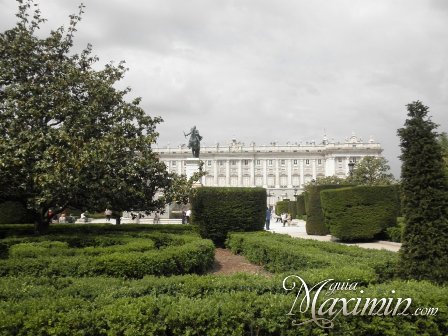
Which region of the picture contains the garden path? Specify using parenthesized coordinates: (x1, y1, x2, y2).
(208, 248, 272, 277)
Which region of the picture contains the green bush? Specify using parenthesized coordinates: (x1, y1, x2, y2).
(320, 185, 399, 241)
(305, 184, 347, 235)
(296, 194, 306, 216)
(274, 200, 289, 216)
(0, 274, 446, 335)
(0, 233, 214, 278)
(386, 217, 405, 243)
(0, 201, 33, 224)
(226, 231, 398, 284)
(191, 187, 266, 246)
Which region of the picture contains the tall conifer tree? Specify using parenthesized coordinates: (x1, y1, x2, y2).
(397, 101, 448, 283)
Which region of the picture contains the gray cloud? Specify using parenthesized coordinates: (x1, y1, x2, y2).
(1, 0, 447, 177)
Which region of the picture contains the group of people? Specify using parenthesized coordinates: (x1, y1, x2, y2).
(265, 207, 293, 230)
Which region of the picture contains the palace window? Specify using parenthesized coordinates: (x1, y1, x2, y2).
(243, 160, 249, 165)
(268, 160, 273, 166)
(293, 159, 298, 165)
(305, 159, 310, 165)
(256, 160, 261, 166)
(318, 159, 322, 165)
(207, 160, 212, 167)
(280, 159, 285, 166)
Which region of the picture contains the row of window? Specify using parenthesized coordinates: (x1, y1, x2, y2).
(167, 158, 331, 167)
(204, 174, 322, 187)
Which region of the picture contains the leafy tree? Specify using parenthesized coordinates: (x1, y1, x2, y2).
(349, 156, 395, 185)
(439, 132, 448, 177)
(397, 101, 448, 283)
(0, 1, 199, 232)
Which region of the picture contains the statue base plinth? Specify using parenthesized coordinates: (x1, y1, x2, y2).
(185, 158, 202, 187)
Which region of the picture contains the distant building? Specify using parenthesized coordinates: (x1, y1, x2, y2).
(154, 133, 382, 206)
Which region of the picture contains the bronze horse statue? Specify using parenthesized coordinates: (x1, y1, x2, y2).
(184, 126, 202, 158)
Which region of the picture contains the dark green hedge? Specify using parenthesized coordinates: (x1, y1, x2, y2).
(191, 187, 266, 246)
(296, 194, 306, 216)
(0, 201, 34, 224)
(305, 184, 347, 235)
(1, 274, 446, 335)
(0, 232, 214, 278)
(275, 200, 298, 219)
(274, 200, 289, 216)
(320, 185, 399, 241)
(226, 232, 398, 283)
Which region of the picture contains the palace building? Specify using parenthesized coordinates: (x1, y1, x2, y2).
(154, 133, 382, 205)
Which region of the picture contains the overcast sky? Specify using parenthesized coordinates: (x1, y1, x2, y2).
(1, 0, 448, 177)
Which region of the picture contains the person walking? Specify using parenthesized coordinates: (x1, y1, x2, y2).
(265, 207, 272, 230)
(104, 209, 112, 222)
(281, 213, 287, 227)
(185, 209, 191, 223)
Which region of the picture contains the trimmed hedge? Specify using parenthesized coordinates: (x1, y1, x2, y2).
(275, 200, 298, 219)
(0, 274, 446, 335)
(274, 200, 289, 216)
(0, 201, 33, 224)
(296, 194, 306, 216)
(191, 187, 266, 246)
(305, 184, 347, 235)
(0, 232, 214, 278)
(320, 185, 399, 241)
(226, 231, 398, 283)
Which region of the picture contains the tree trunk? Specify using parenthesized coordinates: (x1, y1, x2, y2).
(115, 216, 121, 225)
(34, 217, 50, 235)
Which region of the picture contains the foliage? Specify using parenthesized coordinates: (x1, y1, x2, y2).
(226, 232, 398, 283)
(0, 201, 33, 224)
(320, 186, 399, 241)
(191, 187, 266, 246)
(397, 101, 448, 283)
(349, 156, 396, 185)
(439, 132, 448, 177)
(275, 200, 297, 218)
(0, 229, 214, 278)
(305, 184, 347, 235)
(295, 194, 306, 216)
(386, 217, 405, 243)
(0, 1, 198, 233)
(314, 175, 349, 186)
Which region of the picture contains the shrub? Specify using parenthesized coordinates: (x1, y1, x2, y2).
(320, 185, 399, 241)
(274, 201, 289, 216)
(226, 231, 398, 283)
(305, 184, 347, 235)
(191, 187, 266, 246)
(0, 234, 214, 278)
(296, 194, 306, 216)
(0, 201, 33, 224)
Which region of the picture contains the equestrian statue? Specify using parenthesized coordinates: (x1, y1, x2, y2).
(184, 126, 203, 158)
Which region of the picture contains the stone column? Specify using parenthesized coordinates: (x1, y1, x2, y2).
(275, 159, 280, 188)
(250, 159, 255, 186)
(238, 159, 242, 186)
(300, 159, 304, 187)
(263, 159, 267, 187)
(226, 160, 230, 185)
(213, 160, 218, 186)
(287, 159, 292, 188)
(312, 159, 317, 180)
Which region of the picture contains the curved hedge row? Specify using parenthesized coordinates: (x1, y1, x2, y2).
(320, 185, 399, 241)
(226, 232, 398, 284)
(0, 274, 446, 335)
(0, 234, 214, 278)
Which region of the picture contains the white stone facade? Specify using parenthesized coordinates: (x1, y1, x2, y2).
(154, 134, 382, 206)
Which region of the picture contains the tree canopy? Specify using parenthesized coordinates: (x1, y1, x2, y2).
(0, 1, 197, 232)
(349, 156, 395, 185)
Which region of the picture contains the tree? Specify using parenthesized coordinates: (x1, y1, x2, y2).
(0, 1, 198, 233)
(439, 132, 448, 177)
(397, 101, 448, 283)
(349, 156, 395, 185)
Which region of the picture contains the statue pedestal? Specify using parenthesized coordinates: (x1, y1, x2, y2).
(185, 158, 202, 187)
